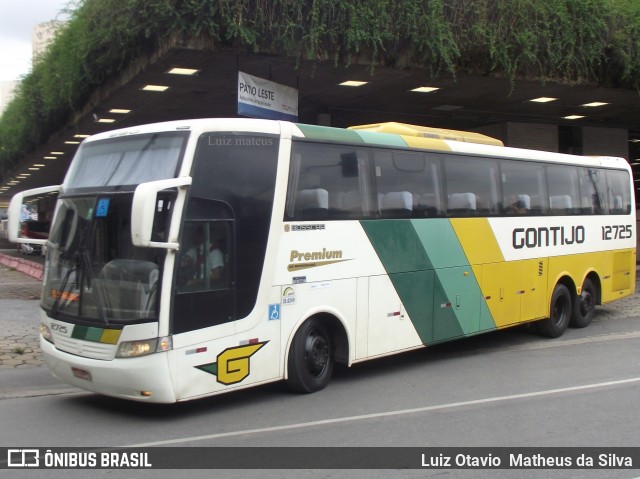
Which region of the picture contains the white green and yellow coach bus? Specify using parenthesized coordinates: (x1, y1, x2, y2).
(8, 119, 636, 403)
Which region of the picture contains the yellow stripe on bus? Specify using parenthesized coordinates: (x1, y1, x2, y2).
(450, 218, 504, 265)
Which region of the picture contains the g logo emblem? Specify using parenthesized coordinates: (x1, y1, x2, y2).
(196, 342, 268, 385)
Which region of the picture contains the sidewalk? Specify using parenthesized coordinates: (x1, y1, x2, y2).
(0, 250, 44, 370)
(0, 241, 45, 281)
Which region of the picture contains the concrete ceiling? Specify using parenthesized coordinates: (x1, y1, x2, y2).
(3, 47, 640, 204)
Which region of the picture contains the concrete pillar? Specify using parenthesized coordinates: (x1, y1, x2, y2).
(582, 127, 628, 159)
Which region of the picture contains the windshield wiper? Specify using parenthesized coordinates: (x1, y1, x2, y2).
(49, 203, 109, 325)
(50, 251, 79, 318)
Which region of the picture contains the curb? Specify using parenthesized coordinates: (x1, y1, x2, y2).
(0, 253, 44, 280)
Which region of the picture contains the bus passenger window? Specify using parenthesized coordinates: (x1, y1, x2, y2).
(296, 188, 329, 218)
(445, 157, 499, 216)
(287, 143, 371, 220)
(547, 165, 580, 215)
(501, 160, 546, 216)
(606, 170, 632, 214)
(373, 150, 442, 218)
(578, 168, 605, 214)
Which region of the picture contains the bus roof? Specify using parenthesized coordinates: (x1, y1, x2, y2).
(348, 122, 504, 147)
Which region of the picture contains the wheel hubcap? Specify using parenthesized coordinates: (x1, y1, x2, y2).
(305, 330, 329, 377)
(580, 290, 593, 316)
(552, 298, 567, 325)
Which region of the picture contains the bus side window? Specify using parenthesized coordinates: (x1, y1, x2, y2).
(501, 160, 546, 216)
(578, 168, 605, 214)
(547, 165, 580, 215)
(606, 169, 632, 214)
(296, 188, 329, 219)
(287, 143, 371, 220)
(373, 150, 441, 218)
(445, 156, 499, 217)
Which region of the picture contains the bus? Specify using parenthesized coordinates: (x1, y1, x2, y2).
(8, 119, 636, 403)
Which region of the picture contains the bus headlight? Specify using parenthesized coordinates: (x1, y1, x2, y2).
(116, 336, 172, 358)
(40, 323, 53, 343)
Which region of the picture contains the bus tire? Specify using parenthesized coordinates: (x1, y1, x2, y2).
(286, 318, 333, 394)
(571, 278, 596, 328)
(537, 284, 571, 338)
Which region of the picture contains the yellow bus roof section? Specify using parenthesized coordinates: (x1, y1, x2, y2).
(348, 122, 504, 147)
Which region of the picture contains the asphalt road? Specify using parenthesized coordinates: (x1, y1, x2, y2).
(1, 290, 640, 478)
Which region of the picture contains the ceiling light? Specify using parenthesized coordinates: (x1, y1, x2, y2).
(18, 174, 31, 177)
(74, 134, 90, 138)
(582, 102, 608, 107)
(43, 156, 56, 160)
(33, 164, 45, 167)
(339, 81, 368, 87)
(97, 118, 116, 123)
(167, 67, 199, 76)
(109, 108, 131, 114)
(142, 84, 170, 92)
(563, 115, 585, 120)
(530, 97, 558, 103)
(28, 168, 40, 171)
(64, 140, 81, 144)
(411, 86, 439, 93)
(8, 181, 19, 185)
(50, 151, 64, 155)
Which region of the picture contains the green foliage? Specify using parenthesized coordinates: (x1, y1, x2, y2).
(2, 0, 640, 177)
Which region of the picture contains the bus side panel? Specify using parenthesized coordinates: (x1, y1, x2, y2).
(367, 274, 425, 356)
(431, 265, 483, 341)
(481, 261, 524, 328)
(280, 277, 358, 360)
(362, 219, 498, 347)
(480, 259, 548, 328)
(521, 258, 549, 320)
(599, 249, 635, 303)
(169, 304, 282, 401)
(545, 249, 633, 303)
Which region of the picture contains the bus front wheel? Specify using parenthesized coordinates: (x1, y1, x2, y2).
(286, 318, 333, 394)
(570, 278, 597, 328)
(537, 284, 571, 338)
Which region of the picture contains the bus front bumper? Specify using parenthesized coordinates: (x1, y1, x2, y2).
(41, 338, 177, 403)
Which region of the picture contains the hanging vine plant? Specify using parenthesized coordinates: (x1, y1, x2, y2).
(2, 0, 640, 177)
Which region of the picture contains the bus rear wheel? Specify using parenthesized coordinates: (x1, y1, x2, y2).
(286, 318, 333, 393)
(571, 278, 597, 328)
(537, 283, 571, 338)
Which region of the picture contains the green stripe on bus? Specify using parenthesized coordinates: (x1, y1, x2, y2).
(296, 124, 365, 144)
(72, 324, 121, 343)
(359, 220, 433, 273)
(85, 327, 104, 342)
(353, 130, 409, 148)
(361, 219, 496, 345)
(72, 325, 88, 340)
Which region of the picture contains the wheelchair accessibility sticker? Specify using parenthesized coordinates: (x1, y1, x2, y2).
(269, 304, 280, 321)
(196, 341, 268, 385)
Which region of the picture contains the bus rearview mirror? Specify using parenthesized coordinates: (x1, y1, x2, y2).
(8, 185, 61, 244)
(131, 177, 192, 249)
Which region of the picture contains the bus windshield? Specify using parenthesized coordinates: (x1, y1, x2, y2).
(40, 131, 188, 323)
(41, 194, 169, 324)
(65, 132, 187, 191)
